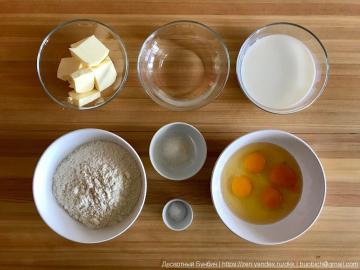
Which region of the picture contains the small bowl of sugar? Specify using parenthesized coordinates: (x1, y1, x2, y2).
(149, 122, 207, 180)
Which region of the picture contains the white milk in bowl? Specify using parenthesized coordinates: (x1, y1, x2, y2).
(240, 34, 316, 110)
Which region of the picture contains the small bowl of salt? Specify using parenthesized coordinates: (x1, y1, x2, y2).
(162, 199, 193, 231)
(149, 122, 207, 180)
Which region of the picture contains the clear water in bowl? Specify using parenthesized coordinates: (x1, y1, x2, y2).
(150, 39, 215, 100)
(138, 21, 230, 110)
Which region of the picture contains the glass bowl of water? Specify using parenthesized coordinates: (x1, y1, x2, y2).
(237, 22, 329, 114)
(137, 20, 230, 111)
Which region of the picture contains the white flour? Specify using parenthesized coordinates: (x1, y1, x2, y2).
(52, 140, 141, 229)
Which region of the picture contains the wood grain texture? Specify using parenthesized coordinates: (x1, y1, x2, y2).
(0, 0, 359, 269)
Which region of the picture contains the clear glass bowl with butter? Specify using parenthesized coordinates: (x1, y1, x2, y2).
(37, 19, 128, 110)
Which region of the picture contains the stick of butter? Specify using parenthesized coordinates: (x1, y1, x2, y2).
(70, 38, 86, 48)
(91, 56, 117, 91)
(69, 68, 95, 93)
(69, 35, 109, 67)
(57, 57, 82, 81)
(68, 90, 101, 107)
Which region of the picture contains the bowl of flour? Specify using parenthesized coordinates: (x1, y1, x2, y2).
(33, 128, 147, 243)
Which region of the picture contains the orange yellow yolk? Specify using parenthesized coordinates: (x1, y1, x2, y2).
(261, 186, 283, 209)
(231, 176, 253, 198)
(269, 162, 297, 189)
(243, 152, 266, 173)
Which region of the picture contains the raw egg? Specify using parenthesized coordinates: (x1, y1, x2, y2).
(222, 142, 302, 224)
(231, 176, 252, 198)
(261, 186, 283, 209)
(243, 152, 266, 173)
(269, 162, 297, 188)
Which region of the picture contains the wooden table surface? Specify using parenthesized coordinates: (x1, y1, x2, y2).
(1, 1, 360, 269)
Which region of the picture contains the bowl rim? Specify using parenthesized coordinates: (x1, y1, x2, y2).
(149, 122, 207, 180)
(236, 22, 330, 115)
(36, 19, 129, 110)
(137, 19, 230, 111)
(210, 129, 327, 245)
(32, 128, 147, 243)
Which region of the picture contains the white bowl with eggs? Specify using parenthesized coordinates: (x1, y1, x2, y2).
(211, 130, 326, 245)
(33, 128, 147, 243)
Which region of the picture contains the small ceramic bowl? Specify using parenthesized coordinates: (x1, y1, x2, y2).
(149, 122, 207, 180)
(162, 199, 193, 231)
(33, 128, 147, 243)
(211, 130, 326, 245)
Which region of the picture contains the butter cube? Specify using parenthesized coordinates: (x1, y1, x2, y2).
(68, 90, 101, 107)
(91, 56, 117, 91)
(69, 68, 95, 93)
(69, 35, 109, 67)
(70, 38, 86, 48)
(57, 57, 82, 81)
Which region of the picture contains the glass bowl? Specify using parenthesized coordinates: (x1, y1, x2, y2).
(37, 19, 128, 110)
(236, 22, 329, 114)
(137, 20, 230, 111)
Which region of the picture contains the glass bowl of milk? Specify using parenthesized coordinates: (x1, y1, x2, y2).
(237, 22, 329, 114)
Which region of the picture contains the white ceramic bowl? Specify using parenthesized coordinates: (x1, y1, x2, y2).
(33, 129, 147, 243)
(162, 198, 193, 231)
(149, 122, 207, 180)
(211, 130, 326, 245)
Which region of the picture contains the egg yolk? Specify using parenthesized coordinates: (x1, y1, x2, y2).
(231, 176, 252, 198)
(261, 186, 283, 209)
(269, 162, 297, 188)
(243, 152, 266, 173)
